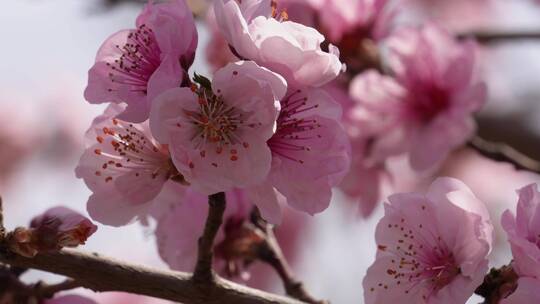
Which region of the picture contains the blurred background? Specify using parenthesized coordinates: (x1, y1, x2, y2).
(2, 0, 540, 303)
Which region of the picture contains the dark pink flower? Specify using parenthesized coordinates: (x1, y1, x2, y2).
(76, 104, 184, 226)
(351, 25, 486, 171)
(150, 61, 286, 194)
(84, 0, 198, 122)
(501, 183, 540, 279)
(363, 177, 492, 304)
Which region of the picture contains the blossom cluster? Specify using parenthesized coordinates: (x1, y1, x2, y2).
(49, 0, 538, 303)
(76, 0, 349, 280)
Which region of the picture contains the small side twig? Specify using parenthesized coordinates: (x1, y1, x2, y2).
(468, 136, 540, 174)
(35, 279, 81, 298)
(458, 30, 540, 44)
(252, 212, 327, 304)
(193, 192, 227, 282)
(475, 265, 518, 304)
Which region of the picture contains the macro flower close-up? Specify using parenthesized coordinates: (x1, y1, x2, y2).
(3, 0, 540, 303)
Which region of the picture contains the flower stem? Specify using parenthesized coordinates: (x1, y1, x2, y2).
(193, 192, 227, 283)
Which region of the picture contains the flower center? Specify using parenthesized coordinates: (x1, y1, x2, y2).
(268, 89, 321, 164)
(409, 84, 450, 123)
(106, 24, 161, 95)
(370, 204, 461, 300)
(184, 92, 252, 162)
(93, 119, 171, 182)
(271, 0, 289, 21)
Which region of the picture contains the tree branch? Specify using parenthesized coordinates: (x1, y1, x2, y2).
(193, 192, 227, 282)
(251, 212, 326, 304)
(468, 136, 540, 174)
(0, 249, 305, 304)
(458, 30, 540, 44)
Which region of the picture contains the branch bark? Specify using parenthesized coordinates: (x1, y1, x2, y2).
(193, 192, 227, 282)
(0, 249, 305, 304)
(257, 228, 326, 304)
(458, 30, 540, 44)
(249, 210, 326, 304)
(468, 136, 540, 174)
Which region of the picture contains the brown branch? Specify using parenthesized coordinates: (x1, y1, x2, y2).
(468, 136, 540, 174)
(253, 214, 326, 304)
(193, 192, 227, 282)
(0, 249, 305, 304)
(458, 30, 540, 44)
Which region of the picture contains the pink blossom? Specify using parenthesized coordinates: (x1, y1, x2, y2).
(245, 86, 351, 223)
(500, 277, 540, 304)
(501, 183, 540, 279)
(0, 100, 42, 187)
(214, 0, 342, 87)
(76, 104, 184, 226)
(323, 83, 387, 217)
(351, 25, 487, 171)
(307, 0, 392, 42)
(45, 295, 97, 304)
(84, 0, 198, 123)
(363, 177, 492, 304)
(150, 61, 286, 194)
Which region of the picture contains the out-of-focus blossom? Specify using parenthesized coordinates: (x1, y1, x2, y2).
(8, 207, 97, 258)
(501, 183, 540, 279)
(45, 295, 97, 304)
(150, 61, 286, 195)
(307, 0, 392, 43)
(0, 101, 41, 187)
(408, 0, 497, 32)
(363, 177, 492, 304)
(155, 188, 307, 287)
(84, 0, 198, 122)
(214, 0, 342, 87)
(76, 104, 185, 226)
(500, 277, 540, 304)
(205, 6, 236, 71)
(339, 137, 386, 217)
(352, 25, 486, 171)
(156, 189, 251, 273)
(325, 80, 388, 217)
